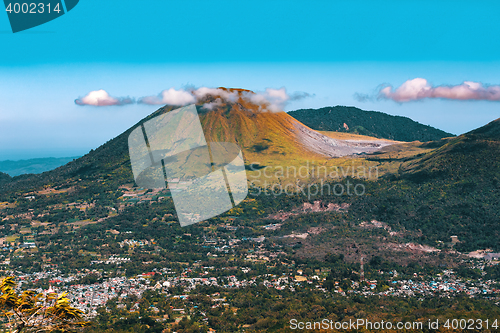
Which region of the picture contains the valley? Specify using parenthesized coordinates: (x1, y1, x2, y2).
(0, 95, 499, 332)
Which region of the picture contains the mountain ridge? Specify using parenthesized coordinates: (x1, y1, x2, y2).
(0, 156, 81, 177)
(288, 106, 454, 142)
(402, 117, 500, 182)
(0, 93, 390, 195)
(360, 117, 500, 251)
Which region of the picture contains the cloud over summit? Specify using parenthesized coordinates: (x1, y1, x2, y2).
(76, 87, 312, 112)
(140, 87, 298, 112)
(138, 88, 196, 106)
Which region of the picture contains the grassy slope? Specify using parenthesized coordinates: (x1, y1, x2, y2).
(198, 100, 386, 185)
(346, 119, 500, 252)
(320, 131, 400, 142)
(402, 118, 500, 180)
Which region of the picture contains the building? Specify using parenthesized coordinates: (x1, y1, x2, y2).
(484, 253, 500, 261)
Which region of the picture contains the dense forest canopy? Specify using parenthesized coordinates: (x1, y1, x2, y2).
(288, 106, 454, 142)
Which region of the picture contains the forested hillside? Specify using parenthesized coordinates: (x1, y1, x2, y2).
(288, 106, 454, 142)
(0, 172, 10, 185)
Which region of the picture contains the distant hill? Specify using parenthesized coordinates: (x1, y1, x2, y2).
(0, 156, 80, 177)
(0, 171, 11, 185)
(288, 106, 454, 142)
(353, 117, 500, 251)
(402, 118, 500, 182)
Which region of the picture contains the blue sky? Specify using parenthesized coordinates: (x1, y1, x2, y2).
(1, 0, 500, 160)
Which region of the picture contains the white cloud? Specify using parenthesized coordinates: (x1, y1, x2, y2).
(139, 88, 196, 106)
(201, 98, 225, 110)
(75, 89, 134, 106)
(241, 87, 299, 112)
(193, 87, 238, 102)
(141, 86, 306, 112)
(378, 78, 500, 102)
(261, 87, 289, 112)
(78, 86, 313, 111)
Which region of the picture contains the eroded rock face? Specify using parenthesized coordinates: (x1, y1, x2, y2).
(268, 200, 350, 221)
(386, 242, 441, 254)
(292, 121, 393, 157)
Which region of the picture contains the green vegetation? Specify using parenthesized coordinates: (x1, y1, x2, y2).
(0, 277, 89, 332)
(85, 289, 500, 333)
(0, 171, 11, 185)
(288, 105, 454, 142)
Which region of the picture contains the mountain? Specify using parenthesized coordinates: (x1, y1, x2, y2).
(349, 118, 500, 251)
(1, 90, 500, 254)
(288, 106, 454, 142)
(0, 157, 81, 177)
(402, 118, 500, 182)
(4, 90, 498, 253)
(1, 99, 498, 332)
(197, 89, 390, 160)
(0, 89, 390, 195)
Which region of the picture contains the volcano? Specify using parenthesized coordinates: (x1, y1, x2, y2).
(0, 88, 393, 193)
(195, 88, 392, 161)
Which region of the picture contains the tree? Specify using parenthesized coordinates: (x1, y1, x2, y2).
(0, 277, 89, 332)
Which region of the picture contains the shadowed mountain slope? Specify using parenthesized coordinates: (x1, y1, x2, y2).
(402, 118, 500, 183)
(346, 118, 500, 252)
